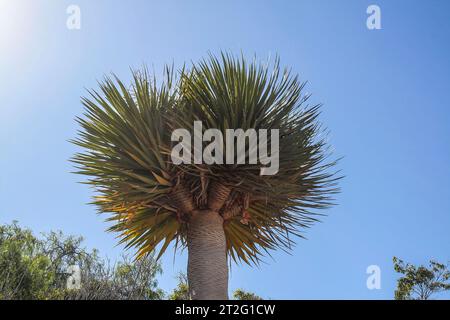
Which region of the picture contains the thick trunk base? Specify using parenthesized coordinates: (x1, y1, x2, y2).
(187, 210, 228, 300)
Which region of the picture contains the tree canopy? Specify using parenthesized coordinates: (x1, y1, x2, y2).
(393, 257, 450, 300)
(71, 53, 340, 265)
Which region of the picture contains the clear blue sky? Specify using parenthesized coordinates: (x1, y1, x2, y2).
(1, 0, 449, 299)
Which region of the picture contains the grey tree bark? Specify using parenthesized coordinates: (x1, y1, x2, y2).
(187, 210, 228, 300)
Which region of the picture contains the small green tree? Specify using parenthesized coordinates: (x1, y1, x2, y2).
(168, 272, 262, 300)
(233, 289, 263, 300)
(393, 257, 450, 300)
(0, 222, 55, 299)
(168, 272, 190, 300)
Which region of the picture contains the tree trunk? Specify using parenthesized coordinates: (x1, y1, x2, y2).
(187, 210, 228, 300)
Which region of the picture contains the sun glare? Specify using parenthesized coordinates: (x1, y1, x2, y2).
(0, 0, 32, 56)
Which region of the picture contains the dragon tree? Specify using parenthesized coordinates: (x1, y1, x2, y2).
(72, 53, 340, 299)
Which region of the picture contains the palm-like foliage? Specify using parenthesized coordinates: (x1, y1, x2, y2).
(72, 53, 340, 266)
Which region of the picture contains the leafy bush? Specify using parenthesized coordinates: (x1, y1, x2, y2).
(0, 221, 163, 300)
